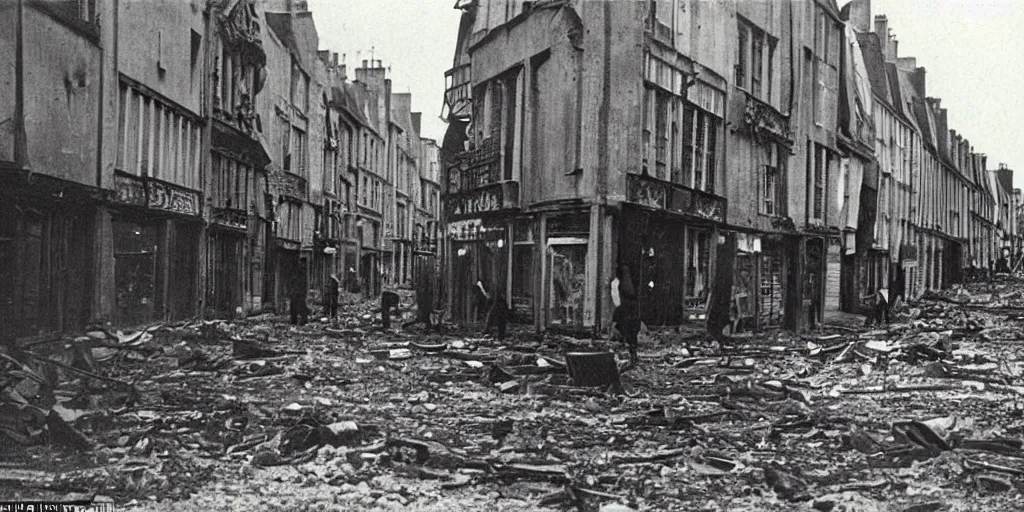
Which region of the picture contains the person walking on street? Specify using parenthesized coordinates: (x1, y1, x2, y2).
(611, 264, 641, 367)
(289, 258, 310, 326)
(325, 274, 340, 322)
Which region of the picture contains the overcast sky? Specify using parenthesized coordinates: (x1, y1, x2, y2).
(308, 0, 461, 143)
(869, 0, 1024, 189)
(309, 0, 1023, 188)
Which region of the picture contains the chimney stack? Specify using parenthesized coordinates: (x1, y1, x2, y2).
(874, 15, 888, 57)
(847, 0, 871, 33)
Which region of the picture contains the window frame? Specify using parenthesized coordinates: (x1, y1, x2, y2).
(735, 18, 777, 102)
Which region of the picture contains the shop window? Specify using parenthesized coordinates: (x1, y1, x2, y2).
(512, 219, 535, 324)
(547, 242, 586, 326)
(113, 220, 161, 327)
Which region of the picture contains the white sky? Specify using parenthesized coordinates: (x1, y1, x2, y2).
(309, 0, 1024, 188)
(308, 0, 461, 143)
(868, 0, 1024, 189)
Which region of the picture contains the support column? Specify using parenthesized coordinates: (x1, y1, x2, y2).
(536, 214, 547, 333)
(160, 219, 172, 321)
(584, 203, 599, 328)
(92, 208, 115, 325)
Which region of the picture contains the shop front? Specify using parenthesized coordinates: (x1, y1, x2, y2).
(621, 173, 727, 328)
(443, 180, 521, 325)
(0, 172, 102, 340)
(110, 172, 202, 327)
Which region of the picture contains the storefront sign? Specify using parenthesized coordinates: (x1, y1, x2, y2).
(447, 218, 506, 241)
(148, 180, 200, 216)
(444, 181, 520, 220)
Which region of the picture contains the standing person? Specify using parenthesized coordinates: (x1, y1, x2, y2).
(325, 274, 340, 322)
(403, 262, 435, 331)
(380, 290, 400, 330)
(611, 264, 641, 367)
(289, 258, 310, 326)
(484, 289, 510, 341)
(873, 288, 890, 326)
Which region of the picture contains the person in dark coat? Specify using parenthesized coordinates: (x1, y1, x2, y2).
(612, 264, 641, 367)
(872, 288, 890, 326)
(475, 280, 509, 340)
(380, 290, 400, 329)
(403, 265, 435, 330)
(289, 258, 310, 325)
(325, 274, 340, 320)
(484, 290, 510, 341)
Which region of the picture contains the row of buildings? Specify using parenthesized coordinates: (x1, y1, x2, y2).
(438, 0, 1022, 334)
(1, 0, 442, 339)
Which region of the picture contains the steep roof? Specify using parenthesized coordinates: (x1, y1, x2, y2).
(856, 32, 893, 108)
(894, 68, 921, 133)
(265, 11, 318, 73)
(331, 82, 370, 129)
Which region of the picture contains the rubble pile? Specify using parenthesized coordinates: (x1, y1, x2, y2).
(5, 286, 1024, 510)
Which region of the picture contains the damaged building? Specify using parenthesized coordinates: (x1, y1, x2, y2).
(440, 0, 1019, 335)
(2, 0, 442, 340)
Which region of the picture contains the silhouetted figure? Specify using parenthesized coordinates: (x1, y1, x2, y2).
(403, 265, 435, 331)
(289, 258, 310, 325)
(484, 291, 510, 341)
(612, 264, 641, 367)
(325, 274, 340, 320)
(872, 288, 890, 326)
(380, 290, 400, 329)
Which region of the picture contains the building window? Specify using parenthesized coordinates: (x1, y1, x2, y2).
(291, 127, 307, 176)
(290, 59, 309, 113)
(763, 164, 777, 214)
(211, 153, 252, 211)
(736, 19, 776, 101)
(810, 143, 829, 221)
(648, 0, 674, 43)
(681, 103, 719, 193)
(117, 81, 201, 190)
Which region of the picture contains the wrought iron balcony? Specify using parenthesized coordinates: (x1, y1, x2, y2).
(742, 91, 792, 145)
(626, 173, 727, 223)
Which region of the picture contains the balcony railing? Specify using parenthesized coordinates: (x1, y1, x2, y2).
(445, 137, 500, 194)
(211, 206, 248, 231)
(443, 64, 472, 119)
(112, 170, 201, 217)
(743, 91, 792, 145)
(627, 173, 727, 223)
